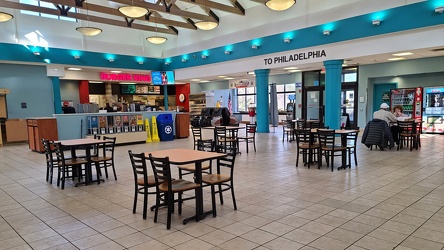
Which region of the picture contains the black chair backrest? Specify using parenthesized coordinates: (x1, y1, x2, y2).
(191, 126, 202, 140)
(102, 136, 116, 156)
(215, 144, 236, 176)
(148, 154, 173, 189)
(215, 126, 227, 143)
(197, 139, 215, 152)
(42, 138, 54, 160)
(294, 129, 311, 144)
(246, 124, 257, 134)
(51, 142, 66, 165)
(317, 129, 336, 148)
(296, 120, 307, 129)
(128, 150, 149, 187)
(309, 121, 321, 129)
(397, 121, 415, 134)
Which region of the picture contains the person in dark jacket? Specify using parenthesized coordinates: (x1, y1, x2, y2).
(221, 108, 231, 126)
(62, 102, 76, 114)
(104, 103, 114, 112)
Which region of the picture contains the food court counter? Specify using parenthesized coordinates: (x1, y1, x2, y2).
(54, 111, 178, 142)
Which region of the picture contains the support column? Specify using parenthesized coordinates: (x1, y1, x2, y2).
(52, 77, 62, 114)
(163, 85, 169, 110)
(255, 69, 270, 133)
(323, 60, 344, 129)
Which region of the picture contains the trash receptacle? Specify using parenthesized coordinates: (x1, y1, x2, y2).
(157, 114, 174, 141)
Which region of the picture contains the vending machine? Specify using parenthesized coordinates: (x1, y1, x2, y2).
(423, 86, 444, 134)
(390, 87, 423, 120)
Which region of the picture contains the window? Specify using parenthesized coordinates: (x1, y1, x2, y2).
(236, 87, 256, 112)
(20, 0, 77, 21)
(273, 83, 296, 112)
(235, 83, 296, 113)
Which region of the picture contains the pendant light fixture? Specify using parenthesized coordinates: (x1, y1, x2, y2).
(76, 0, 102, 36)
(0, 12, 14, 22)
(146, 21, 167, 44)
(265, 0, 295, 11)
(119, 0, 148, 18)
(195, 0, 218, 30)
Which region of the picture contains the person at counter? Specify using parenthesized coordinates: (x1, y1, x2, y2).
(374, 103, 399, 144)
(104, 103, 115, 113)
(62, 101, 76, 114)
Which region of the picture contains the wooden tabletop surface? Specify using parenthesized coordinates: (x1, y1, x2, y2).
(144, 148, 226, 165)
(55, 138, 106, 146)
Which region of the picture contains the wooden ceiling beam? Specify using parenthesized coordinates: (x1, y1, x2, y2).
(0, 1, 178, 35)
(180, 0, 245, 15)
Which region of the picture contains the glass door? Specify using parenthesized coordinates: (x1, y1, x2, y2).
(341, 85, 358, 128)
(303, 87, 324, 124)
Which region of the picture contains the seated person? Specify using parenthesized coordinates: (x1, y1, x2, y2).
(393, 105, 407, 118)
(62, 102, 76, 114)
(373, 103, 399, 144)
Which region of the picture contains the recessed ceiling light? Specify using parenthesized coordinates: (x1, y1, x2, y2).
(111, 70, 122, 73)
(288, 69, 301, 72)
(119, 82, 135, 85)
(200, 80, 210, 83)
(89, 81, 103, 83)
(388, 57, 406, 61)
(218, 76, 227, 78)
(67, 67, 82, 71)
(392, 52, 413, 56)
(225, 77, 235, 80)
(283, 67, 298, 70)
(191, 79, 201, 82)
(247, 72, 255, 75)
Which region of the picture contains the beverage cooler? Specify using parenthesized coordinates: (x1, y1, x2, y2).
(423, 86, 444, 134)
(390, 87, 423, 120)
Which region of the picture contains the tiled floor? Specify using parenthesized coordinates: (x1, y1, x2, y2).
(0, 129, 443, 250)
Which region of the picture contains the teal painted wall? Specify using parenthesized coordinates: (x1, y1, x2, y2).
(0, 64, 54, 118)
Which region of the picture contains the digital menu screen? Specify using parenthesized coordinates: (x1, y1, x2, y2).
(152, 71, 175, 85)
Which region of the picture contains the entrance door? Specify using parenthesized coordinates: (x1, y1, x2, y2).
(303, 87, 324, 124)
(374, 83, 397, 113)
(341, 85, 358, 128)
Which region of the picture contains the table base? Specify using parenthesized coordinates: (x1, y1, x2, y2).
(183, 210, 214, 225)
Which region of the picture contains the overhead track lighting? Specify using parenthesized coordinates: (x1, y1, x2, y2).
(323, 30, 330, 36)
(435, 6, 444, 13)
(251, 45, 258, 49)
(0, 12, 14, 22)
(224, 50, 231, 55)
(265, 0, 295, 11)
(284, 38, 291, 43)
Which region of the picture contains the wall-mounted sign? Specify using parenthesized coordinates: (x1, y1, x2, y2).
(100, 72, 152, 83)
(151, 71, 175, 85)
(121, 85, 160, 94)
(229, 79, 255, 89)
(263, 50, 326, 66)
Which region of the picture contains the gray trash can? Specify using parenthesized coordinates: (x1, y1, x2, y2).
(157, 114, 174, 141)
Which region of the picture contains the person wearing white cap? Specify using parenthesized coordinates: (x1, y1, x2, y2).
(373, 103, 399, 144)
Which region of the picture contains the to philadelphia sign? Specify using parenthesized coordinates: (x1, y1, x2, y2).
(264, 50, 326, 65)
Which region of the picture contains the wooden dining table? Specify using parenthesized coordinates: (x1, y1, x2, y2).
(144, 148, 226, 225)
(56, 138, 106, 186)
(202, 126, 243, 153)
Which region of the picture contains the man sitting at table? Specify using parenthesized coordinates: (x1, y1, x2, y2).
(373, 103, 399, 144)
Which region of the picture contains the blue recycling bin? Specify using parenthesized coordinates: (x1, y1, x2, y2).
(157, 114, 174, 141)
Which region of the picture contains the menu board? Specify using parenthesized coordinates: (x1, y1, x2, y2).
(121, 85, 161, 94)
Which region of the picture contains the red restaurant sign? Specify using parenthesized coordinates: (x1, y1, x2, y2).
(100, 72, 152, 83)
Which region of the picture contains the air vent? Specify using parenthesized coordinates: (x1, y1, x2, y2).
(431, 48, 444, 52)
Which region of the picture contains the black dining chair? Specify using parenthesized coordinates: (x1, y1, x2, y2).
(237, 123, 257, 153)
(148, 154, 200, 229)
(202, 145, 237, 217)
(91, 136, 117, 180)
(191, 126, 213, 150)
(178, 139, 214, 178)
(397, 121, 420, 151)
(128, 150, 159, 220)
(317, 129, 347, 172)
(294, 129, 320, 169)
(52, 142, 89, 189)
(42, 138, 58, 184)
(342, 127, 360, 167)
